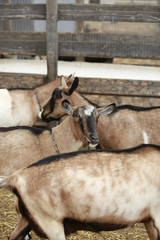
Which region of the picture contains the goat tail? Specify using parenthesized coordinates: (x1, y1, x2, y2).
(0, 176, 7, 188)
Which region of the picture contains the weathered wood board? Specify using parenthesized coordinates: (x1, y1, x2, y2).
(0, 73, 159, 107)
(0, 4, 160, 23)
(0, 32, 160, 60)
(0, 3, 160, 59)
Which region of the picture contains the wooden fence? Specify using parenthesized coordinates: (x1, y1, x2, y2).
(0, 1, 160, 106)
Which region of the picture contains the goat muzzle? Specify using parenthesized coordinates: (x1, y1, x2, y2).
(41, 113, 53, 122)
(86, 135, 99, 148)
(41, 112, 61, 123)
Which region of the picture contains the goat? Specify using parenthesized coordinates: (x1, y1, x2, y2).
(0, 101, 111, 240)
(1, 144, 160, 240)
(0, 100, 112, 176)
(0, 75, 72, 127)
(42, 77, 160, 149)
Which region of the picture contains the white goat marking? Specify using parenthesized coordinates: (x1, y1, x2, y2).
(143, 131, 149, 144)
(89, 143, 97, 148)
(84, 105, 94, 116)
(0, 89, 12, 111)
(0, 90, 13, 126)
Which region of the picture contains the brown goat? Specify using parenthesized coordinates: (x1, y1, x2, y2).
(1, 144, 160, 240)
(0, 101, 111, 240)
(0, 100, 112, 176)
(42, 77, 160, 149)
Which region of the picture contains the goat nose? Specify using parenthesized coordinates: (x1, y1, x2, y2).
(90, 134, 99, 144)
(41, 114, 51, 122)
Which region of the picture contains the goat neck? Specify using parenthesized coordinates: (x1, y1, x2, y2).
(35, 77, 61, 108)
(68, 91, 88, 107)
(51, 116, 86, 153)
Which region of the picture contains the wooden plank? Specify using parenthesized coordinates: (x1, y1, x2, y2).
(2, 0, 12, 31)
(59, 33, 160, 59)
(58, 4, 160, 23)
(0, 41, 46, 55)
(0, 32, 46, 55)
(46, 0, 58, 81)
(84, 94, 160, 108)
(0, 32, 45, 41)
(78, 78, 160, 97)
(0, 4, 46, 20)
(0, 73, 159, 107)
(0, 73, 45, 88)
(0, 4, 160, 23)
(0, 32, 160, 59)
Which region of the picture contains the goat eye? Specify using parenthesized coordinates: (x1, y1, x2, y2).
(73, 112, 78, 118)
(74, 110, 80, 118)
(64, 90, 68, 95)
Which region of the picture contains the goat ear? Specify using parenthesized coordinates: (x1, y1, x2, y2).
(66, 74, 74, 83)
(67, 77, 79, 95)
(62, 100, 74, 116)
(98, 103, 116, 117)
(66, 74, 75, 88)
(60, 75, 67, 88)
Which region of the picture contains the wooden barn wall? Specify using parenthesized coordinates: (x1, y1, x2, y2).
(0, 3, 159, 107)
(0, 73, 159, 107)
(0, 4, 160, 59)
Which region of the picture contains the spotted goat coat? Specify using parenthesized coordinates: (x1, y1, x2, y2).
(1, 144, 160, 240)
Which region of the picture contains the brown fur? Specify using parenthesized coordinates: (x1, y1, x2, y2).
(1, 144, 160, 240)
(42, 79, 160, 149)
(0, 104, 110, 239)
(0, 104, 102, 176)
(97, 107, 160, 149)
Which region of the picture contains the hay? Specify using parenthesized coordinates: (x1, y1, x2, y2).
(0, 190, 149, 240)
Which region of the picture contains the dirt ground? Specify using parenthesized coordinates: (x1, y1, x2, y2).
(0, 189, 149, 240)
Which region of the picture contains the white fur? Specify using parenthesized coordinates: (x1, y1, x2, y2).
(84, 105, 94, 116)
(89, 143, 97, 148)
(0, 89, 34, 127)
(62, 168, 140, 221)
(0, 89, 13, 127)
(0, 77, 62, 127)
(143, 131, 149, 144)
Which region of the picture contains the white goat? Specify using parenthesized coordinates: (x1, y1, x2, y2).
(1, 144, 160, 240)
(0, 75, 71, 127)
(42, 77, 160, 149)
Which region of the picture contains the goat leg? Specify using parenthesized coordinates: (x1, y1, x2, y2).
(9, 216, 31, 240)
(144, 220, 159, 240)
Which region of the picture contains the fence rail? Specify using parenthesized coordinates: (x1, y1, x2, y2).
(0, 32, 159, 59)
(0, 2, 160, 80)
(0, 4, 160, 23)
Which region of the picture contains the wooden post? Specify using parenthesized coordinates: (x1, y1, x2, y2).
(3, 0, 12, 31)
(77, 0, 83, 33)
(46, 0, 58, 81)
(76, 0, 84, 61)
